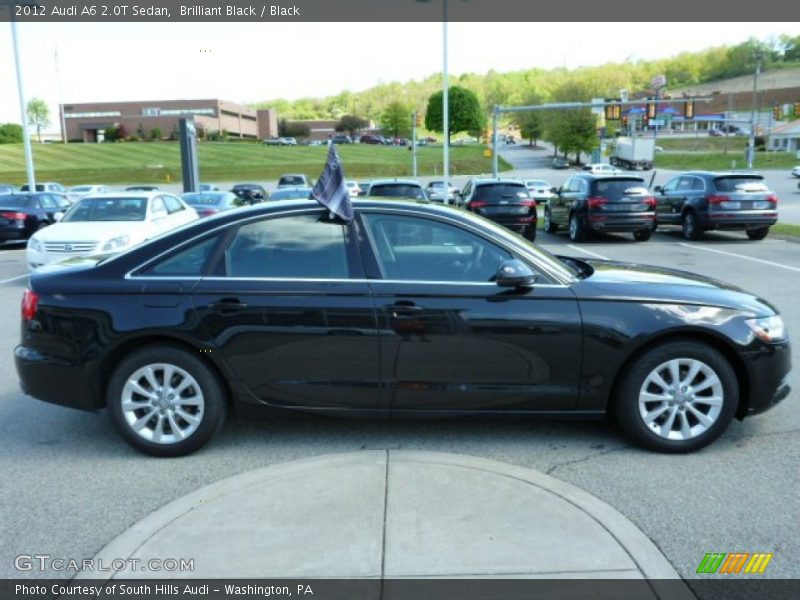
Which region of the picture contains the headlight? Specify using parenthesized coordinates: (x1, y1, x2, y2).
(100, 235, 131, 252)
(745, 315, 787, 342)
(28, 237, 43, 253)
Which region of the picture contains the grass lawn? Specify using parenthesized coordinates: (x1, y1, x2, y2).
(773, 223, 800, 238)
(654, 152, 797, 171)
(0, 142, 511, 186)
(657, 137, 748, 152)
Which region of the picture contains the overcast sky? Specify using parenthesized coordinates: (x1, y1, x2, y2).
(1, 22, 799, 127)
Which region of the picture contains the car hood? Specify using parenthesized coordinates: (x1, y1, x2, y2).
(571, 259, 777, 315)
(32, 221, 148, 243)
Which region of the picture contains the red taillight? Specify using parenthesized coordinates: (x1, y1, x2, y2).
(22, 289, 38, 321)
(708, 194, 730, 205)
(519, 199, 537, 207)
(766, 194, 778, 204)
(643, 196, 656, 207)
(468, 200, 488, 209)
(1, 211, 26, 220)
(199, 209, 219, 217)
(587, 197, 607, 209)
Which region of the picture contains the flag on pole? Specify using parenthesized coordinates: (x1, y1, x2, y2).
(312, 144, 353, 222)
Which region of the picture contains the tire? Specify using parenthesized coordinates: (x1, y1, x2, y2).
(568, 212, 586, 242)
(523, 224, 537, 242)
(543, 208, 558, 233)
(614, 340, 738, 453)
(682, 211, 702, 241)
(633, 229, 652, 242)
(107, 345, 227, 457)
(746, 227, 769, 241)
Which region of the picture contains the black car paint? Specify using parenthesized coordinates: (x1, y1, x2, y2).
(0, 193, 70, 242)
(461, 179, 538, 239)
(15, 201, 790, 425)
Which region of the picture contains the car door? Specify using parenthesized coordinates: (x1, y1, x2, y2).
(190, 209, 381, 410)
(654, 176, 680, 224)
(359, 210, 582, 413)
(550, 178, 571, 225)
(663, 176, 696, 223)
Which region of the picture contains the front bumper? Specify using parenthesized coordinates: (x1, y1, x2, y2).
(740, 341, 792, 417)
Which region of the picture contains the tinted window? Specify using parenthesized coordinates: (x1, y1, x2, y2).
(63, 197, 147, 222)
(224, 214, 349, 278)
(142, 235, 220, 277)
(0, 195, 32, 208)
(270, 189, 313, 201)
(714, 177, 768, 192)
(39, 195, 57, 209)
(369, 184, 425, 199)
(363, 214, 512, 282)
(591, 179, 647, 201)
(473, 184, 530, 202)
(279, 176, 307, 186)
(661, 178, 679, 193)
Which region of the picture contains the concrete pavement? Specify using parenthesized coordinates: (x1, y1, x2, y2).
(78, 451, 692, 595)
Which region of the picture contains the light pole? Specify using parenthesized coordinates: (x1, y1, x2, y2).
(748, 51, 764, 170)
(10, 15, 37, 190)
(442, 0, 449, 194)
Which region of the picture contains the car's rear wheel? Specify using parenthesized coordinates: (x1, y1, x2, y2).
(543, 208, 558, 233)
(568, 213, 586, 242)
(633, 229, 652, 242)
(614, 341, 738, 453)
(682, 211, 702, 241)
(108, 345, 226, 457)
(746, 227, 769, 241)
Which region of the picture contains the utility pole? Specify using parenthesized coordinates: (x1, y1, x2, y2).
(55, 44, 67, 144)
(11, 16, 36, 191)
(492, 106, 499, 178)
(442, 0, 449, 196)
(412, 111, 418, 178)
(748, 51, 763, 170)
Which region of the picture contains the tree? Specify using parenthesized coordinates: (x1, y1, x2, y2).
(0, 123, 24, 144)
(380, 102, 412, 139)
(26, 98, 50, 143)
(425, 86, 483, 143)
(513, 92, 545, 147)
(278, 119, 311, 139)
(150, 127, 163, 141)
(103, 125, 119, 142)
(335, 114, 369, 138)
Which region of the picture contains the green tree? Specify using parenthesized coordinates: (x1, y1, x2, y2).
(26, 98, 50, 143)
(0, 123, 24, 144)
(150, 127, 163, 141)
(380, 101, 412, 139)
(335, 114, 369, 138)
(278, 119, 311, 139)
(425, 86, 483, 144)
(513, 92, 545, 147)
(103, 125, 119, 142)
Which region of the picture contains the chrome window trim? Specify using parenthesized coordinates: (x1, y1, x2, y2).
(129, 275, 568, 288)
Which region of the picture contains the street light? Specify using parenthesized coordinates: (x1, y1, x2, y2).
(9, 9, 37, 190)
(748, 49, 765, 170)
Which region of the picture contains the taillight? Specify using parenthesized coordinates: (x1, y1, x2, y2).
(643, 196, 656, 207)
(1, 211, 26, 220)
(766, 194, 778, 204)
(199, 209, 218, 217)
(519, 200, 536, 207)
(468, 200, 488, 209)
(22, 289, 38, 321)
(708, 194, 730, 205)
(587, 197, 607, 209)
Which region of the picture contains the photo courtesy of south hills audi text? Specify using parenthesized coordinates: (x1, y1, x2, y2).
(14, 583, 315, 597)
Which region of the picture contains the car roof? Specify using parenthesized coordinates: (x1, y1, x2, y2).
(471, 178, 526, 185)
(80, 191, 160, 199)
(681, 171, 763, 178)
(368, 179, 424, 186)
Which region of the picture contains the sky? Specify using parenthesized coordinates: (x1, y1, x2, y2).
(1, 22, 799, 128)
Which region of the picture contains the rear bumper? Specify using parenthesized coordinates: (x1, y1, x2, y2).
(0, 230, 27, 242)
(587, 214, 655, 232)
(704, 212, 778, 230)
(15, 344, 100, 411)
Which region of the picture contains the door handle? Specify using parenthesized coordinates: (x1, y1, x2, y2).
(387, 303, 424, 319)
(209, 298, 248, 314)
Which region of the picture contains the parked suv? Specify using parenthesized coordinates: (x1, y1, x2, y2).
(544, 174, 655, 242)
(460, 178, 537, 241)
(277, 173, 311, 188)
(652, 171, 779, 241)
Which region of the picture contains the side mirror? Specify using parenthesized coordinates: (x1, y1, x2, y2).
(550, 187, 559, 195)
(495, 259, 537, 288)
(653, 185, 663, 193)
(53, 212, 63, 222)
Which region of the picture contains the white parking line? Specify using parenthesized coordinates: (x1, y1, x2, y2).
(566, 245, 609, 260)
(0, 273, 29, 285)
(678, 243, 800, 273)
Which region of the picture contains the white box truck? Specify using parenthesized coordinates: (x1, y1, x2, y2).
(610, 137, 655, 170)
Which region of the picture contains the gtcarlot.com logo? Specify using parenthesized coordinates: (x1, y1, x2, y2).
(696, 552, 773, 574)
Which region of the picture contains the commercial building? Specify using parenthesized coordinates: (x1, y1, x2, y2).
(61, 99, 279, 143)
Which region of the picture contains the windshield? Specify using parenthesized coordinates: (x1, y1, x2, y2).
(182, 193, 227, 206)
(63, 197, 147, 222)
(70, 186, 92, 193)
(279, 176, 306, 186)
(526, 180, 548, 187)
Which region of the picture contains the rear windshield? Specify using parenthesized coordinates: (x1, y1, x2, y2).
(714, 176, 767, 192)
(0, 196, 31, 208)
(369, 184, 425, 199)
(591, 179, 647, 200)
(183, 193, 226, 206)
(474, 184, 530, 202)
(279, 176, 306, 186)
(233, 185, 261, 191)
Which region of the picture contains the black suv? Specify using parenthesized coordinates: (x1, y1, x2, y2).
(544, 174, 655, 242)
(652, 172, 779, 240)
(460, 179, 537, 241)
(231, 183, 268, 204)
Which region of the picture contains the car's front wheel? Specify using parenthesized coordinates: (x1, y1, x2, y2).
(746, 227, 769, 241)
(107, 345, 226, 457)
(614, 340, 738, 452)
(543, 208, 558, 233)
(633, 229, 652, 242)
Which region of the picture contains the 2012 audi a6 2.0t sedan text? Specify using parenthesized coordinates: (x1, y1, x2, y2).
(15, 200, 791, 456)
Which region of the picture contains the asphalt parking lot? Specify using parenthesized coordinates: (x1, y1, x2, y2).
(0, 222, 798, 593)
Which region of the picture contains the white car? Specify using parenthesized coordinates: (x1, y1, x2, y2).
(582, 163, 623, 175)
(424, 181, 459, 205)
(67, 185, 109, 204)
(523, 179, 553, 204)
(27, 192, 198, 269)
(792, 166, 800, 178)
(344, 181, 362, 197)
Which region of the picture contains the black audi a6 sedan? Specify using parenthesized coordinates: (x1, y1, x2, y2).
(15, 200, 791, 456)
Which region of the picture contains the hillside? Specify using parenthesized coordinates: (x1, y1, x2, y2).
(672, 67, 800, 95)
